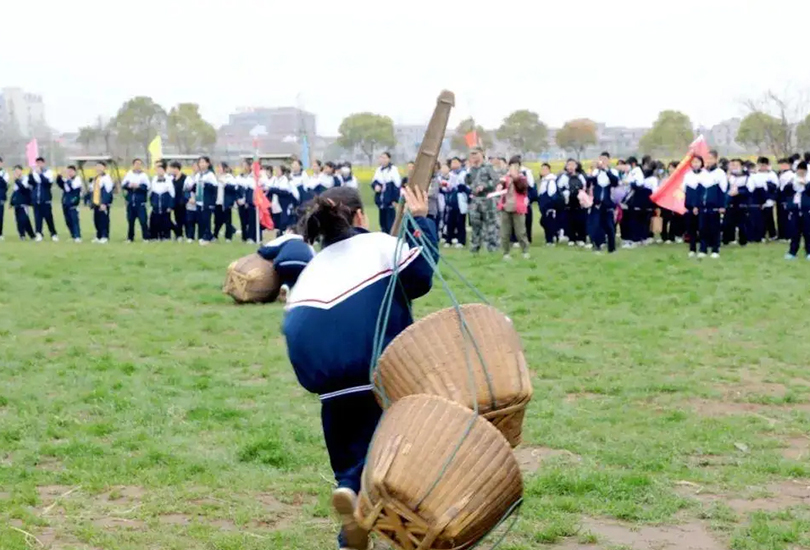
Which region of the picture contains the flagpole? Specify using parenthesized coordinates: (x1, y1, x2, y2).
(255, 142, 261, 244)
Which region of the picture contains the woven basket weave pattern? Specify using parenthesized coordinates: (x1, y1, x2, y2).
(375, 304, 532, 446)
(222, 254, 280, 304)
(358, 395, 522, 550)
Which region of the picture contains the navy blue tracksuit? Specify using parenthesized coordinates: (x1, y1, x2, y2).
(29, 171, 58, 237)
(11, 178, 35, 239)
(587, 169, 619, 252)
(723, 175, 751, 246)
(699, 168, 728, 255)
(57, 176, 82, 239)
(256, 234, 315, 288)
(0, 170, 7, 238)
(125, 177, 150, 241)
(787, 182, 809, 257)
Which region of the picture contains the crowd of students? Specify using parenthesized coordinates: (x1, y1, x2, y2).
(423, 149, 810, 260)
(0, 156, 359, 245)
(2, 149, 810, 261)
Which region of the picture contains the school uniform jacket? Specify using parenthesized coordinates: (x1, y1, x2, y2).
(557, 172, 587, 208)
(257, 233, 316, 273)
(199, 170, 219, 208)
(779, 170, 796, 208)
(538, 174, 558, 212)
(786, 176, 804, 212)
(443, 169, 469, 214)
(11, 178, 31, 207)
(150, 176, 175, 213)
(728, 173, 752, 207)
(92, 175, 115, 207)
(701, 167, 729, 210)
(521, 167, 537, 203)
(0, 169, 8, 204)
(340, 173, 359, 189)
(220, 174, 239, 209)
(750, 170, 777, 207)
(683, 169, 708, 210)
(29, 169, 54, 205)
(372, 164, 402, 209)
(57, 175, 83, 207)
(268, 176, 300, 229)
(173, 173, 187, 208)
(185, 173, 199, 210)
(590, 168, 619, 209)
(123, 170, 150, 206)
(283, 217, 438, 399)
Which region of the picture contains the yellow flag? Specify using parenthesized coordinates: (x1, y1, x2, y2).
(148, 135, 162, 164)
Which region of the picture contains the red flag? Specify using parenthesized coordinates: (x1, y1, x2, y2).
(252, 161, 274, 230)
(651, 135, 709, 215)
(464, 130, 479, 149)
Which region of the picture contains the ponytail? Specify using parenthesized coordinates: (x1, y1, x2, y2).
(298, 187, 363, 245)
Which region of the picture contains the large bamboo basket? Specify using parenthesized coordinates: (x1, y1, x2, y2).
(374, 304, 532, 447)
(358, 394, 522, 550)
(222, 253, 280, 304)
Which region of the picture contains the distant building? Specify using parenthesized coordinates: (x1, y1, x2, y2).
(225, 107, 316, 140)
(696, 118, 745, 154)
(0, 87, 47, 138)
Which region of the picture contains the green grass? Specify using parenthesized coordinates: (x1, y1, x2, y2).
(1, 204, 809, 550)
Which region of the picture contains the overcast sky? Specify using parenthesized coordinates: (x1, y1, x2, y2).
(3, 0, 807, 135)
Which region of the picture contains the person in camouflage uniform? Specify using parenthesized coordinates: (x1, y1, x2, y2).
(466, 147, 500, 253)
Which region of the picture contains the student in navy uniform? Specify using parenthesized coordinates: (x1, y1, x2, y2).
(321, 162, 342, 192)
(123, 159, 151, 242)
(785, 162, 810, 260)
(10, 165, 36, 240)
(660, 161, 682, 244)
(197, 156, 218, 245)
(751, 157, 778, 243)
(0, 158, 7, 241)
(149, 161, 175, 241)
(257, 231, 316, 302)
(557, 159, 587, 246)
(29, 157, 59, 242)
(283, 186, 437, 550)
(588, 153, 620, 253)
(371, 152, 401, 234)
(90, 161, 114, 243)
(169, 161, 187, 241)
(56, 165, 83, 242)
(537, 163, 558, 245)
(183, 163, 199, 242)
(621, 157, 645, 247)
(268, 164, 300, 235)
(698, 150, 728, 259)
(289, 159, 311, 206)
(238, 159, 258, 243)
(683, 155, 706, 258)
(777, 159, 795, 242)
(339, 162, 358, 189)
(442, 156, 468, 248)
(214, 162, 238, 241)
(723, 158, 751, 246)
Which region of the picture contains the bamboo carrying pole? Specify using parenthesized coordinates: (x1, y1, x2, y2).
(390, 90, 455, 236)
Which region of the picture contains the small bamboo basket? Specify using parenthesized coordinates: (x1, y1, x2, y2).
(374, 304, 532, 447)
(358, 394, 523, 550)
(222, 253, 281, 304)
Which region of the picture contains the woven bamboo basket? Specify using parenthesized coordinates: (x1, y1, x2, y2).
(374, 304, 532, 447)
(222, 253, 280, 304)
(358, 394, 522, 550)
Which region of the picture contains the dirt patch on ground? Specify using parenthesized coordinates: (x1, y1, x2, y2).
(100, 485, 146, 503)
(35, 457, 65, 472)
(687, 398, 810, 416)
(783, 436, 810, 460)
(92, 517, 146, 529)
(565, 393, 602, 403)
(514, 446, 581, 474)
(675, 479, 810, 514)
(159, 513, 191, 525)
(580, 517, 724, 550)
(256, 493, 287, 513)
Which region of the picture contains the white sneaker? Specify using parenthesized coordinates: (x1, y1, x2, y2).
(74, 238, 82, 243)
(452, 239, 458, 245)
(453, 243, 463, 249)
(675, 237, 684, 244)
(35, 234, 43, 242)
(502, 254, 512, 261)
(655, 238, 663, 244)
(584, 243, 593, 250)
(710, 253, 719, 259)
(442, 242, 450, 248)
(568, 241, 575, 247)
(697, 252, 707, 259)
(52, 235, 59, 242)
(278, 284, 290, 303)
(688, 251, 696, 258)
(546, 243, 555, 247)
(332, 488, 368, 550)
(645, 238, 654, 245)
(186, 238, 194, 243)
(92, 238, 100, 243)
(522, 253, 531, 259)
(664, 240, 672, 245)
(621, 242, 630, 249)
(225, 239, 232, 243)
(577, 241, 585, 247)
(199, 240, 210, 246)
(559, 235, 569, 243)
(0, 236, 4, 242)
(512, 242, 520, 249)
(247, 239, 255, 244)
(99, 238, 108, 244)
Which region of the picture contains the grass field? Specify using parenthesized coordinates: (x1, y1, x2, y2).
(1, 204, 809, 550)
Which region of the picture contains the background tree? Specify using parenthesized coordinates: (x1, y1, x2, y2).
(112, 96, 167, 163)
(639, 110, 694, 156)
(739, 88, 808, 157)
(736, 112, 783, 155)
(555, 119, 597, 160)
(450, 117, 491, 152)
(167, 103, 217, 154)
(794, 115, 810, 152)
(77, 126, 99, 153)
(337, 112, 396, 165)
(496, 110, 548, 156)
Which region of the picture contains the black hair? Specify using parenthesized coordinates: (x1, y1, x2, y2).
(790, 153, 801, 162)
(169, 161, 182, 170)
(133, 158, 143, 164)
(343, 161, 352, 169)
(668, 161, 679, 169)
(298, 187, 364, 245)
(627, 156, 639, 166)
(692, 155, 704, 168)
(407, 160, 415, 165)
(13, 164, 23, 171)
(708, 150, 719, 159)
(508, 155, 522, 166)
(566, 158, 577, 165)
(778, 158, 790, 165)
(600, 151, 611, 158)
(798, 161, 808, 171)
(381, 152, 391, 160)
(500, 156, 509, 164)
(36, 157, 45, 163)
(324, 161, 336, 170)
(219, 162, 230, 173)
(757, 157, 770, 165)
(730, 158, 744, 165)
(804, 152, 810, 163)
(279, 164, 290, 176)
(66, 165, 76, 171)
(156, 160, 168, 170)
(314, 159, 323, 168)
(97, 160, 107, 168)
(541, 163, 551, 169)
(641, 155, 652, 166)
(450, 156, 461, 163)
(199, 156, 213, 171)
